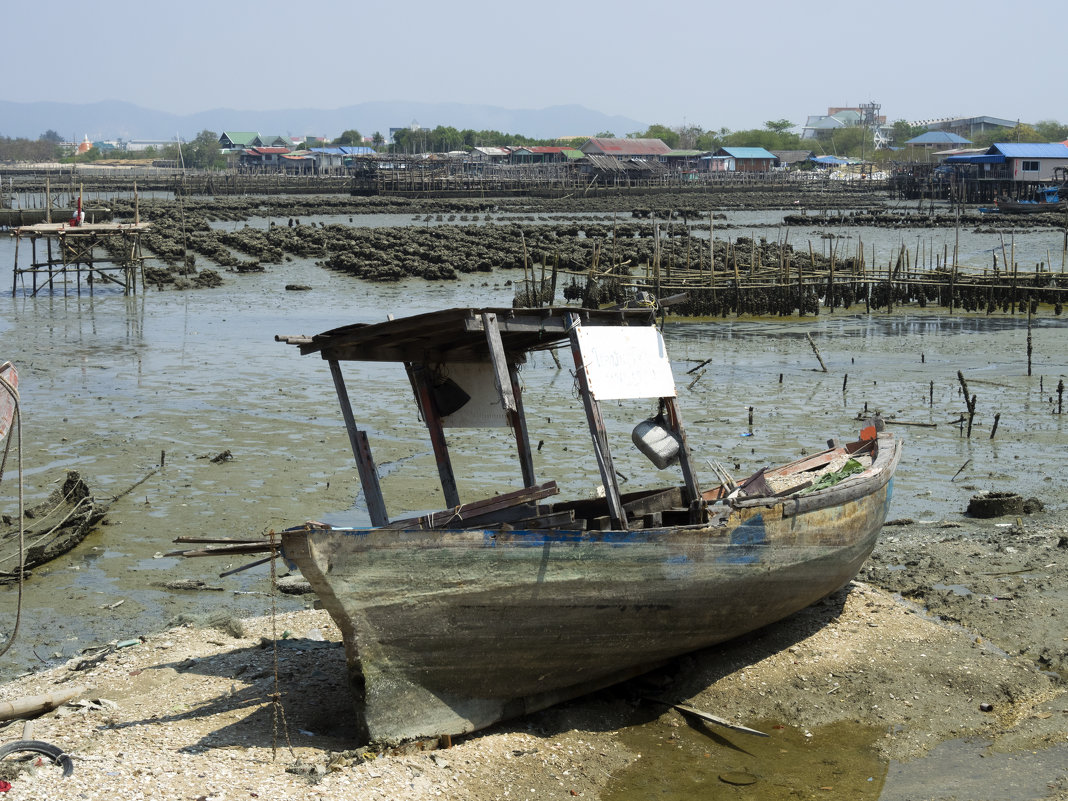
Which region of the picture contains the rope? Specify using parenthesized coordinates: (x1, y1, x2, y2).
(0, 494, 94, 569)
(268, 528, 294, 761)
(0, 364, 25, 659)
(437, 505, 464, 529)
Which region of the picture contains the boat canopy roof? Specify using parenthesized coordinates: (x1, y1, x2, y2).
(278, 306, 660, 364)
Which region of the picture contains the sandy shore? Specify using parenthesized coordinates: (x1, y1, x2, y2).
(0, 510, 1065, 800)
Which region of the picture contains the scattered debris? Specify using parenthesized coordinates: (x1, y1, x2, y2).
(967, 492, 1024, 518)
(161, 579, 224, 592)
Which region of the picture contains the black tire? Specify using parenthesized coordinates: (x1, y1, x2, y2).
(0, 739, 73, 777)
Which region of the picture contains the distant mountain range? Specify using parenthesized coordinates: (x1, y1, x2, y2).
(0, 100, 648, 143)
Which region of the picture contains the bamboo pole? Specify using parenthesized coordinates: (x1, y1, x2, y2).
(709, 210, 715, 289)
(0, 685, 89, 722)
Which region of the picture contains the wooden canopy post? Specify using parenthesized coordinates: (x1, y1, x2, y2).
(566, 312, 626, 530)
(406, 363, 461, 508)
(661, 396, 703, 520)
(328, 359, 389, 527)
(481, 312, 535, 488)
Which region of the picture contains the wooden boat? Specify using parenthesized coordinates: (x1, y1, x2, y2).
(0, 362, 16, 445)
(996, 194, 1067, 214)
(270, 307, 902, 745)
(996, 171, 1068, 214)
(0, 471, 106, 584)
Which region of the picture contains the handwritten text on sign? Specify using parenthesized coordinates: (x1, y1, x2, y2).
(575, 326, 677, 401)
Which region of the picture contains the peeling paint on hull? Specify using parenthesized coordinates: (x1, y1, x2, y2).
(282, 436, 901, 745)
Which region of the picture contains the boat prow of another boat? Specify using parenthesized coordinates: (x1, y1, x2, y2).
(0, 362, 17, 445)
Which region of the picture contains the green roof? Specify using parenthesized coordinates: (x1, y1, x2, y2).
(222, 131, 259, 146)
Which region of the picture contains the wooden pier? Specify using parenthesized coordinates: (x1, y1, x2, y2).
(11, 221, 152, 296)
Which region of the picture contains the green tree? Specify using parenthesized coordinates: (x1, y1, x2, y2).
(372, 131, 384, 149)
(721, 127, 801, 151)
(695, 130, 727, 151)
(837, 127, 874, 158)
(334, 129, 363, 146)
(672, 124, 703, 150)
(630, 124, 679, 148)
(1001, 122, 1043, 144)
(181, 130, 225, 169)
(40, 129, 62, 144)
(391, 128, 418, 153)
(890, 120, 926, 147)
(764, 119, 794, 135)
(594, 131, 616, 139)
(0, 135, 59, 161)
(1033, 119, 1068, 142)
(429, 125, 463, 152)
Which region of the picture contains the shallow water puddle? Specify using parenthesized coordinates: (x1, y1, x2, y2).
(603, 718, 887, 800)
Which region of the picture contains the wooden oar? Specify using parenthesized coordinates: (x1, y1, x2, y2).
(647, 698, 768, 737)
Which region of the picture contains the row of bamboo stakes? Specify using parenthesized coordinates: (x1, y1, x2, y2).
(521, 208, 1068, 311)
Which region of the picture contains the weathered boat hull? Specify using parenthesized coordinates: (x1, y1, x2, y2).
(0, 471, 105, 583)
(283, 435, 900, 745)
(996, 198, 1067, 214)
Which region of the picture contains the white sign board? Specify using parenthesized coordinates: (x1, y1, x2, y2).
(440, 361, 509, 428)
(575, 326, 677, 400)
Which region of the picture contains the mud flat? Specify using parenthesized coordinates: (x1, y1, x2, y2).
(0, 510, 1065, 800)
(2, 193, 1068, 798)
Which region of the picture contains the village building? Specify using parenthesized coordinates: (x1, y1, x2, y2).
(219, 132, 259, 150)
(772, 150, 815, 169)
(905, 131, 973, 151)
(238, 146, 290, 170)
(802, 105, 891, 148)
(124, 138, 182, 152)
(915, 115, 1017, 140)
(580, 138, 671, 158)
(809, 155, 850, 169)
(509, 146, 583, 164)
(309, 146, 376, 172)
(254, 134, 290, 148)
(468, 146, 512, 164)
(712, 146, 777, 172)
(661, 149, 704, 170)
(986, 143, 1068, 181)
(579, 154, 665, 181)
(942, 142, 1068, 183)
(280, 150, 316, 174)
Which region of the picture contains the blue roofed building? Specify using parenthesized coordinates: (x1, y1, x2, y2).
(987, 143, 1068, 182)
(941, 142, 1068, 183)
(905, 131, 973, 150)
(713, 146, 777, 172)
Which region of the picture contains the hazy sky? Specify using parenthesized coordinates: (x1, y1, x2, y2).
(7, 0, 1066, 132)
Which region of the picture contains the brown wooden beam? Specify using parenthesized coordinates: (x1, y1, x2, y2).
(566, 312, 626, 530)
(481, 312, 536, 487)
(662, 396, 702, 520)
(407, 363, 461, 508)
(328, 359, 389, 527)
